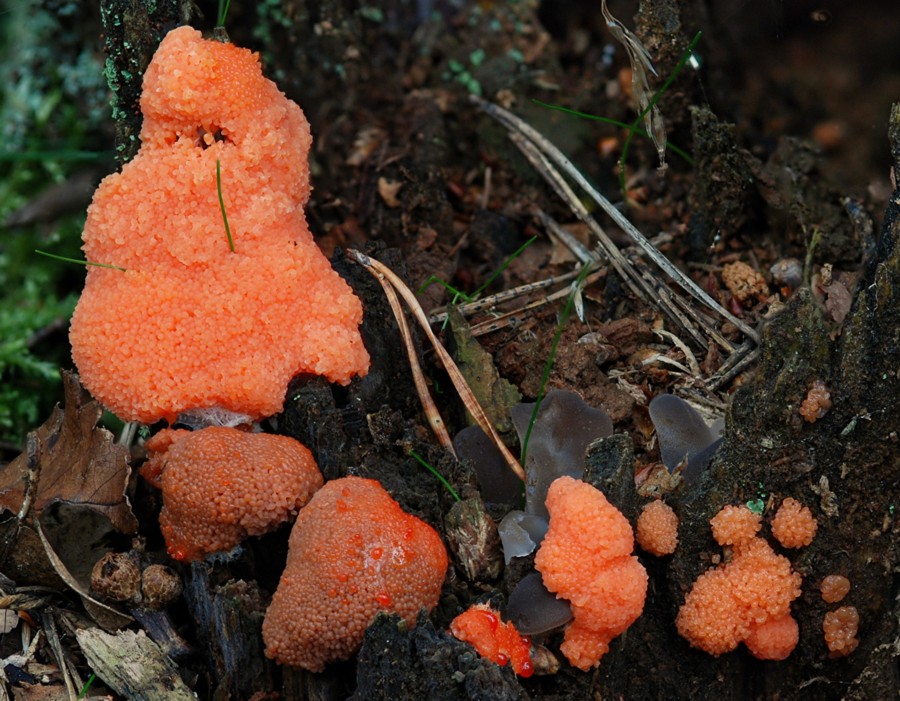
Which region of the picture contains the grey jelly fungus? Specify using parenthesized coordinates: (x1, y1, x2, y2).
(453, 424, 520, 506)
(648, 394, 723, 479)
(512, 389, 613, 518)
(507, 571, 573, 635)
(497, 510, 549, 563)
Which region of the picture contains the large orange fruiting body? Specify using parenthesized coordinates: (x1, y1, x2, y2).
(534, 476, 647, 671)
(141, 427, 322, 561)
(450, 604, 534, 677)
(70, 26, 369, 424)
(262, 477, 448, 671)
(676, 504, 802, 660)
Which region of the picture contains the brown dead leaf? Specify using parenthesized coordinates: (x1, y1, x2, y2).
(0, 371, 137, 534)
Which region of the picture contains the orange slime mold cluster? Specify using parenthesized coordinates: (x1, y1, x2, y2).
(70, 26, 369, 424)
(534, 476, 647, 671)
(676, 504, 802, 660)
(823, 605, 859, 657)
(820, 574, 851, 604)
(263, 477, 448, 671)
(771, 497, 818, 548)
(450, 604, 534, 677)
(636, 500, 679, 556)
(141, 427, 322, 561)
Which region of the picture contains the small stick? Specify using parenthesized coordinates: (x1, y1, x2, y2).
(467, 269, 605, 337)
(472, 95, 760, 344)
(429, 268, 586, 323)
(654, 328, 702, 377)
(367, 265, 455, 454)
(350, 249, 525, 483)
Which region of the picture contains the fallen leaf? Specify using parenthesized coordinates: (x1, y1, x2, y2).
(448, 307, 521, 434)
(0, 371, 137, 534)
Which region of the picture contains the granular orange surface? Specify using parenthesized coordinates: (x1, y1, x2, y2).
(534, 476, 647, 671)
(676, 506, 802, 659)
(744, 613, 799, 661)
(635, 500, 679, 556)
(141, 427, 323, 561)
(70, 26, 369, 423)
(262, 477, 448, 671)
(709, 504, 761, 548)
(450, 604, 534, 677)
(771, 497, 818, 548)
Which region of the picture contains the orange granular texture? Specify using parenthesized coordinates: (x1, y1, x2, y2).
(141, 427, 322, 562)
(450, 604, 534, 677)
(534, 476, 647, 671)
(636, 500, 679, 556)
(676, 507, 802, 659)
(709, 504, 761, 548)
(262, 477, 448, 671)
(820, 575, 851, 603)
(823, 606, 859, 657)
(70, 26, 369, 424)
(771, 497, 818, 548)
(744, 614, 799, 661)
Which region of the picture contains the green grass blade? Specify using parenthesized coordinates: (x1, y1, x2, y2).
(217, 0, 232, 27)
(35, 250, 125, 272)
(409, 449, 462, 502)
(618, 30, 703, 194)
(531, 100, 694, 165)
(520, 262, 594, 466)
(216, 159, 236, 253)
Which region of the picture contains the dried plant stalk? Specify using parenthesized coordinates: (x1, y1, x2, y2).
(350, 249, 526, 483)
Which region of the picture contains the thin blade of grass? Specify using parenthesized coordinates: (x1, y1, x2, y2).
(531, 100, 694, 165)
(216, 159, 235, 253)
(35, 250, 125, 272)
(409, 449, 461, 501)
(521, 262, 593, 466)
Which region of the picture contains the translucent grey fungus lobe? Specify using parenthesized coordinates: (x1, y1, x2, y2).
(648, 394, 723, 480)
(453, 424, 521, 506)
(507, 571, 573, 636)
(454, 389, 612, 562)
(512, 389, 613, 518)
(497, 510, 549, 564)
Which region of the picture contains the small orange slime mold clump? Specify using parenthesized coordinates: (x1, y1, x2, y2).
(676, 504, 802, 660)
(70, 26, 369, 424)
(534, 476, 647, 671)
(823, 605, 859, 657)
(141, 427, 322, 561)
(450, 604, 534, 677)
(263, 477, 448, 671)
(771, 497, 818, 548)
(635, 500, 679, 556)
(820, 574, 851, 603)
